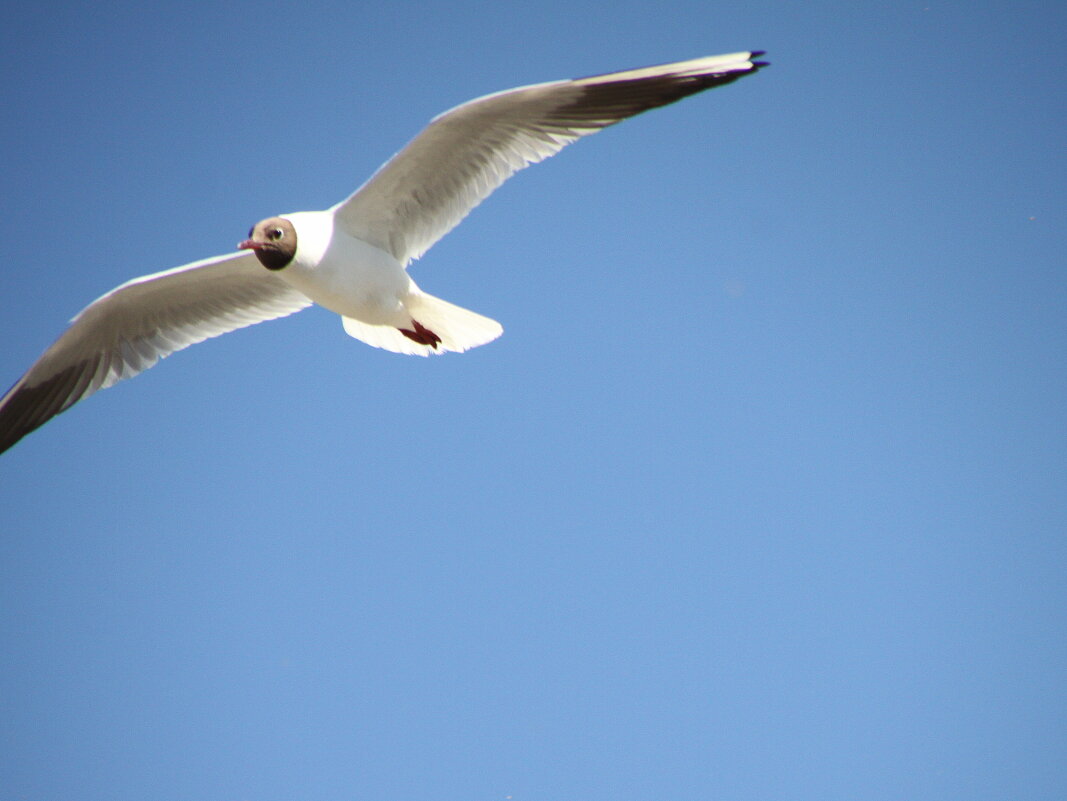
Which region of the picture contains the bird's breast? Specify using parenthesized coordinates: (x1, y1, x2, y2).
(282, 229, 411, 324)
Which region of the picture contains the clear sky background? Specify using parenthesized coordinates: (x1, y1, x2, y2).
(1, 2, 1064, 799)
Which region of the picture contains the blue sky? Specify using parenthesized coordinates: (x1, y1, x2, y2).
(1, 1, 1064, 799)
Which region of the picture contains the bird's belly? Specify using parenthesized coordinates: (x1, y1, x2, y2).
(282, 236, 411, 325)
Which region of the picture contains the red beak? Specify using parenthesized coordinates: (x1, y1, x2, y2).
(237, 239, 262, 251)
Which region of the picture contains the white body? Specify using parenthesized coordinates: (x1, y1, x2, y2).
(281, 211, 411, 326)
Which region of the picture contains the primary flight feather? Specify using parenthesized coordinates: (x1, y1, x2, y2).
(0, 51, 767, 455)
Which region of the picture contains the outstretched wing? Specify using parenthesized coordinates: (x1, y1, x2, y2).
(332, 51, 766, 265)
(0, 251, 312, 454)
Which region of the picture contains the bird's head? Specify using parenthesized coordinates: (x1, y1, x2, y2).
(238, 217, 297, 271)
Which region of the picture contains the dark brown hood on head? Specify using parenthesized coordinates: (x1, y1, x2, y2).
(238, 217, 297, 270)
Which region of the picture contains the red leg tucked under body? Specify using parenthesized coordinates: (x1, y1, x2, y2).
(398, 320, 442, 349)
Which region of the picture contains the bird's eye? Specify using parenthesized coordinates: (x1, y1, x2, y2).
(270, 228, 284, 240)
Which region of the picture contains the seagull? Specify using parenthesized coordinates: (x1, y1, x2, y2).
(0, 51, 766, 455)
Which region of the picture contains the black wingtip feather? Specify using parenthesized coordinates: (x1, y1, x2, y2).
(0, 362, 88, 455)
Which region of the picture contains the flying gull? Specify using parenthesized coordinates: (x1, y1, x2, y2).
(0, 51, 767, 454)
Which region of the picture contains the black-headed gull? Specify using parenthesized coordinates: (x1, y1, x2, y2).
(0, 52, 767, 454)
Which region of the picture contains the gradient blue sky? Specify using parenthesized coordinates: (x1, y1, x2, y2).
(2, 2, 1064, 799)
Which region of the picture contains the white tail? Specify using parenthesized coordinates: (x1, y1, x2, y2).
(342, 291, 502, 356)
